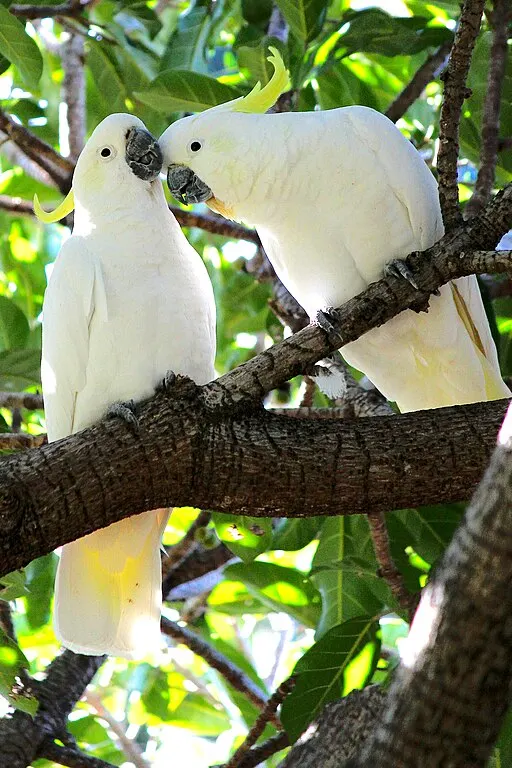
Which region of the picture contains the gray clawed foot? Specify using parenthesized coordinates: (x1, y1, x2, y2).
(106, 399, 139, 434)
(314, 307, 344, 348)
(156, 371, 199, 401)
(385, 258, 419, 290)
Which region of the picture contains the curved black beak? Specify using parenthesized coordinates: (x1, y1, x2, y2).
(167, 164, 212, 205)
(125, 127, 163, 181)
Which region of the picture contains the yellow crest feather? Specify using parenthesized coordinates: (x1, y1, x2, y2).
(211, 46, 290, 115)
(34, 189, 74, 223)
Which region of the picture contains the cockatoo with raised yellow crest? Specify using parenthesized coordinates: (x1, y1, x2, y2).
(159, 48, 510, 412)
(37, 113, 216, 658)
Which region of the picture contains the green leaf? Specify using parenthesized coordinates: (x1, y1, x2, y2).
(491, 706, 512, 768)
(159, 4, 212, 72)
(0, 630, 38, 715)
(241, 0, 273, 27)
(87, 41, 128, 113)
(134, 70, 241, 113)
(316, 59, 380, 110)
(0, 348, 41, 390)
(224, 562, 321, 626)
(212, 513, 272, 562)
(311, 516, 386, 637)
(274, 0, 328, 43)
(389, 504, 464, 566)
(281, 617, 380, 742)
(24, 554, 57, 630)
(236, 36, 285, 86)
(271, 517, 321, 551)
(336, 9, 452, 57)
(0, 6, 43, 90)
(0, 296, 29, 351)
(0, 570, 28, 602)
(170, 693, 231, 735)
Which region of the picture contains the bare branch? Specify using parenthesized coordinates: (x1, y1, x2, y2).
(61, 33, 86, 162)
(222, 677, 296, 768)
(84, 690, 149, 768)
(173, 207, 260, 243)
(385, 40, 453, 123)
(437, 0, 487, 229)
(162, 509, 211, 577)
(358, 401, 512, 767)
(236, 732, 290, 768)
(164, 543, 233, 600)
(39, 740, 117, 768)
(464, 0, 511, 218)
(10, 0, 91, 20)
(0, 392, 43, 410)
(0, 433, 46, 450)
(0, 109, 73, 193)
(367, 512, 415, 618)
(0, 135, 57, 188)
(161, 617, 276, 720)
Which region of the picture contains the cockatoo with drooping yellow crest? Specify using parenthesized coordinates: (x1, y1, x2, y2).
(37, 113, 216, 658)
(159, 48, 510, 412)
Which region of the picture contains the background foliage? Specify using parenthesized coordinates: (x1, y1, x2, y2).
(0, 0, 510, 765)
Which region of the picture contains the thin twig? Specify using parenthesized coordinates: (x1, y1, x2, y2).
(10, 0, 91, 19)
(162, 509, 211, 578)
(39, 739, 116, 768)
(385, 40, 453, 123)
(83, 690, 150, 768)
(160, 617, 277, 722)
(367, 512, 415, 619)
(172, 207, 260, 243)
(437, 0, 487, 229)
(464, 0, 511, 217)
(230, 732, 290, 768)
(221, 677, 296, 768)
(299, 377, 316, 408)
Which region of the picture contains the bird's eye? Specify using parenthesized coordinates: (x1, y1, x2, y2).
(189, 140, 202, 153)
(99, 145, 116, 160)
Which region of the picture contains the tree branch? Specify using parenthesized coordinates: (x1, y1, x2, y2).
(0, 651, 104, 768)
(39, 739, 117, 768)
(0, 392, 43, 410)
(10, 0, 91, 20)
(162, 509, 211, 577)
(236, 732, 290, 768)
(357, 401, 512, 767)
(61, 33, 86, 162)
(161, 617, 276, 721)
(0, 433, 46, 450)
(464, 0, 511, 218)
(437, 0, 487, 229)
(385, 40, 453, 124)
(0, 109, 73, 193)
(83, 690, 149, 768)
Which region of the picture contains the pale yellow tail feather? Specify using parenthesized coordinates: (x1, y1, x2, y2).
(55, 508, 169, 659)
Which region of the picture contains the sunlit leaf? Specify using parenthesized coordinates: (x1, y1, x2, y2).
(0, 570, 28, 602)
(212, 513, 272, 562)
(134, 70, 241, 112)
(0, 630, 38, 716)
(0, 6, 43, 90)
(274, 0, 329, 43)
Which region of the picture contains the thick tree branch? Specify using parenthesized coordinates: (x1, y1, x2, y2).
(464, 0, 511, 218)
(385, 40, 453, 123)
(0, 392, 43, 410)
(0, 433, 46, 450)
(0, 109, 73, 193)
(10, 0, 91, 20)
(0, 651, 103, 768)
(437, 0, 486, 229)
(161, 617, 275, 720)
(39, 740, 116, 768)
(357, 402, 512, 767)
(61, 34, 86, 162)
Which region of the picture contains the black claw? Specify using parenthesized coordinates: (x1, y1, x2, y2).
(314, 308, 344, 348)
(156, 370, 177, 394)
(385, 258, 419, 290)
(106, 400, 139, 434)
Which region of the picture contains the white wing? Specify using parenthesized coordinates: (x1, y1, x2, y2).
(41, 236, 96, 442)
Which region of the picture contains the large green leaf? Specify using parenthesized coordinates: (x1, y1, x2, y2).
(271, 517, 321, 551)
(24, 554, 57, 631)
(0, 570, 28, 602)
(0, 6, 43, 90)
(87, 41, 128, 113)
(281, 617, 380, 742)
(159, 3, 212, 72)
(212, 513, 272, 562)
(316, 59, 380, 111)
(135, 70, 241, 113)
(311, 516, 386, 637)
(274, 0, 328, 43)
(0, 296, 29, 351)
(0, 630, 38, 715)
(0, 348, 41, 390)
(225, 562, 321, 626)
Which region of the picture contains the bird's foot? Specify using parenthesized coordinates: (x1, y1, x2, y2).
(384, 258, 420, 290)
(106, 399, 139, 434)
(156, 370, 200, 401)
(314, 307, 344, 349)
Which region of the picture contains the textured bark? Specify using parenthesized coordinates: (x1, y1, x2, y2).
(279, 686, 386, 767)
(0, 391, 506, 579)
(357, 405, 512, 767)
(0, 651, 103, 768)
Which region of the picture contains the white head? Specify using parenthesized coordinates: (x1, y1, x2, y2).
(34, 113, 163, 224)
(158, 47, 290, 220)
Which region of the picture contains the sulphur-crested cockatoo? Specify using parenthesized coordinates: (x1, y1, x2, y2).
(159, 48, 509, 411)
(37, 113, 216, 657)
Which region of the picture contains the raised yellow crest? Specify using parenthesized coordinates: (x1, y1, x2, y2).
(34, 189, 74, 223)
(212, 46, 290, 115)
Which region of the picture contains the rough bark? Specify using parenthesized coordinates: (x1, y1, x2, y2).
(0, 392, 506, 579)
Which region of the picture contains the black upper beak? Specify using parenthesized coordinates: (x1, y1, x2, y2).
(167, 164, 212, 205)
(125, 127, 163, 181)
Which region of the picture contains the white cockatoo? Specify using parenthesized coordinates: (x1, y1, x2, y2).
(159, 48, 510, 412)
(37, 113, 216, 658)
